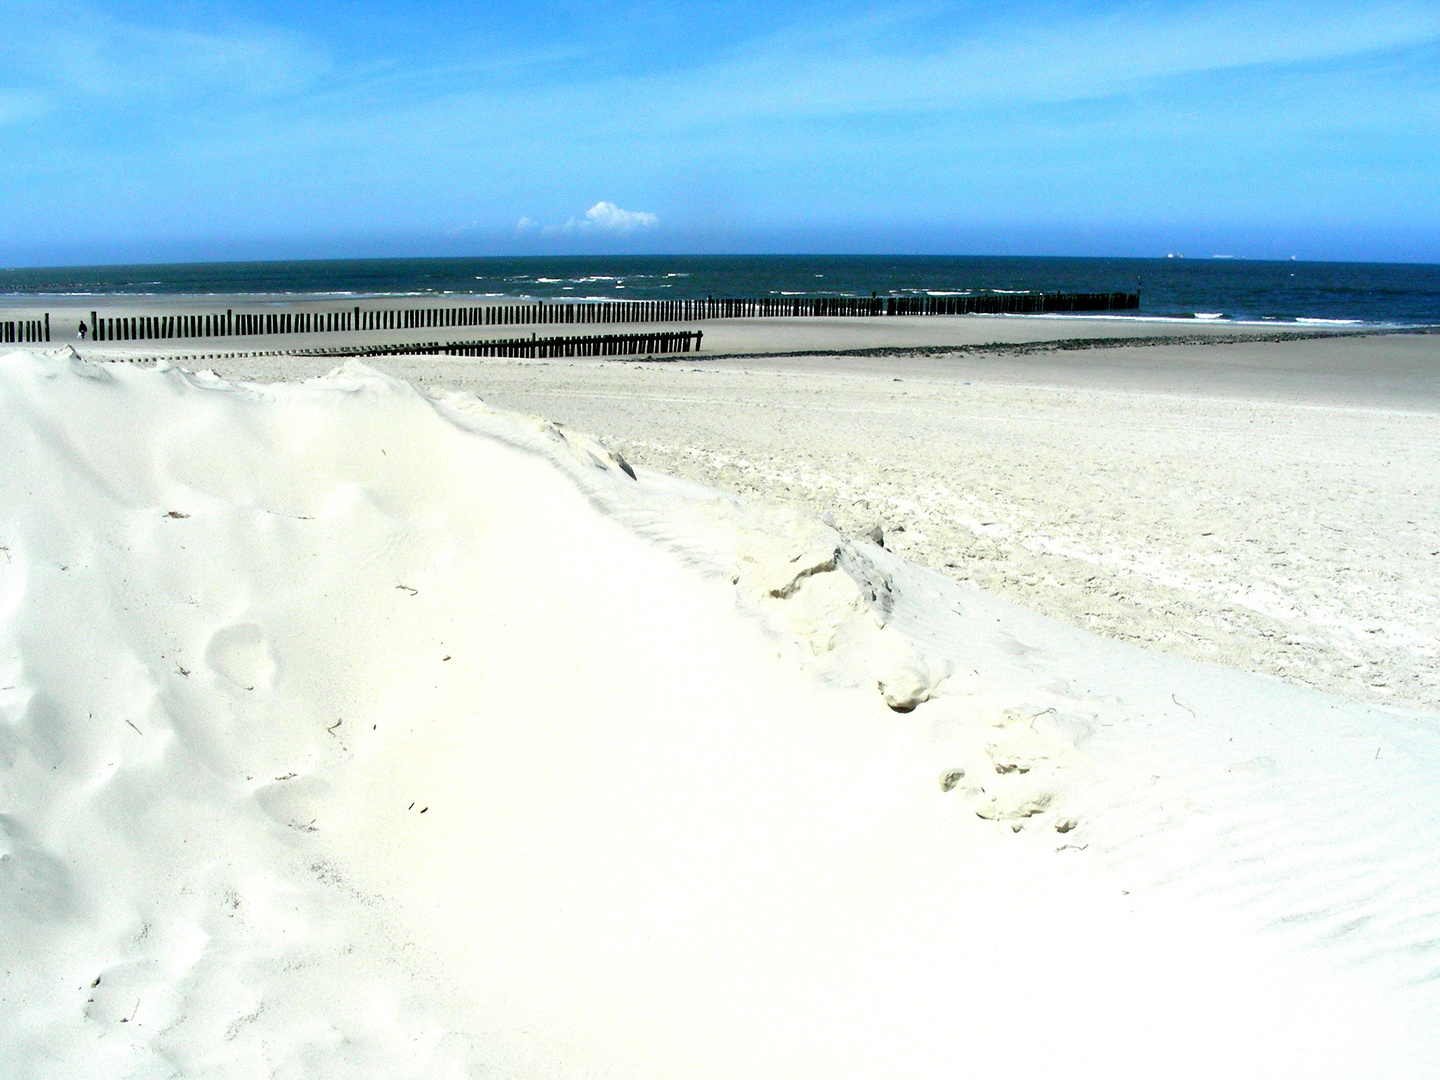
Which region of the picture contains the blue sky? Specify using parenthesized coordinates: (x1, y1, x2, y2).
(1, 0, 1438, 265)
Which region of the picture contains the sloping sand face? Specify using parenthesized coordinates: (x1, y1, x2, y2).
(303, 337, 1434, 710)
(2, 351, 1438, 1078)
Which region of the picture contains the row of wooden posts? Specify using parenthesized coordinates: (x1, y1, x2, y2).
(719, 292, 1141, 316)
(323, 331, 705, 360)
(2, 315, 49, 343)
(77, 292, 1141, 343)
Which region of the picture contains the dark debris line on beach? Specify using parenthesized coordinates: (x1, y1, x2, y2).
(70, 292, 1140, 344)
(697, 325, 1440, 362)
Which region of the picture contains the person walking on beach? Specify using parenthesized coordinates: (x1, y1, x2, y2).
(77, 321, 87, 339)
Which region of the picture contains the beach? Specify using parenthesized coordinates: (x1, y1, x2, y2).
(204, 320, 1440, 711)
(7, 0, 1439, 1064)
(3, 315, 1439, 1077)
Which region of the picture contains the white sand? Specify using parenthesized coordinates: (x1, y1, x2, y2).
(212, 337, 1440, 710)
(3, 348, 1439, 1078)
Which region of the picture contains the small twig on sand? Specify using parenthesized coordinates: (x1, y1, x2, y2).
(326, 718, 343, 734)
(395, 584, 417, 596)
(1026, 707, 1056, 728)
(124, 718, 143, 736)
(1172, 694, 1196, 718)
(120, 997, 140, 1023)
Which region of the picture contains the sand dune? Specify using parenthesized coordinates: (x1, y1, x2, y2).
(2, 349, 1438, 1078)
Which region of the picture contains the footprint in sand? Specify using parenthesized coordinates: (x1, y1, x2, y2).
(253, 775, 330, 833)
(205, 623, 276, 691)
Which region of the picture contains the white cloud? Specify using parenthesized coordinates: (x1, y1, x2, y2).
(582, 201, 658, 231)
(526, 202, 659, 236)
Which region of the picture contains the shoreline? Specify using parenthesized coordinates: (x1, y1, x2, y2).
(4, 291, 1433, 329)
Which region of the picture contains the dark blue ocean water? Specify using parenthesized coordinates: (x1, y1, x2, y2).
(3, 255, 1438, 326)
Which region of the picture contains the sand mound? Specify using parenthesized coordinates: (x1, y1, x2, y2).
(3, 353, 1438, 1078)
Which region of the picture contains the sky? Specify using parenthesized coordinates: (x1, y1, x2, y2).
(1, 0, 1438, 266)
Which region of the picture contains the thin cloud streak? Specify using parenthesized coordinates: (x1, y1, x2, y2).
(0, 0, 330, 115)
(0, 1, 1436, 261)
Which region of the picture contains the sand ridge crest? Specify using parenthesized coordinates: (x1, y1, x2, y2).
(422, 366, 957, 711)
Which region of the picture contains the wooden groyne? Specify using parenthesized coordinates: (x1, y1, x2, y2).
(326, 330, 703, 360)
(703, 292, 1140, 317)
(2, 314, 49, 343)
(99, 330, 704, 365)
(76, 292, 1140, 342)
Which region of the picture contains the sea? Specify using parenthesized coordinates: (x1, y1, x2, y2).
(3, 255, 1439, 327)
